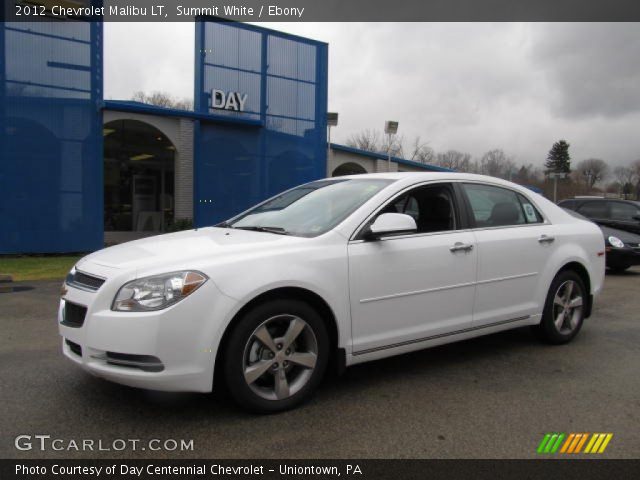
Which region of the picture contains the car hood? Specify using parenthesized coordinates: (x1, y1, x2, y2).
(593, 218, 640, 235)
(599, 224, 640, 244)
(76, 227, 304, 275)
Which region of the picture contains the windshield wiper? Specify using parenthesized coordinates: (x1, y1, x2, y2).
(233, 226, 290, 235)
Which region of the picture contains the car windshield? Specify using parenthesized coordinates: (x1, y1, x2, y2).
(225, 178, 393, 237)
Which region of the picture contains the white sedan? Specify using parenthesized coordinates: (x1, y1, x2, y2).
(59, 173, 605, 412)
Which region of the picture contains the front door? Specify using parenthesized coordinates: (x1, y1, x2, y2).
(348, 183, 477, 354)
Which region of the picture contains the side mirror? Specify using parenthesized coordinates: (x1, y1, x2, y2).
(366, 213, 417, 240)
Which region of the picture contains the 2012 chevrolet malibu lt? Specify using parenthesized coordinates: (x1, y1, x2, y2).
(59, 173, 605, 412)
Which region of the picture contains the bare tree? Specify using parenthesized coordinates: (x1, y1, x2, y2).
(480, 149, 516, 179)
(346, 129, 382, 153)
(514, 163, 543, 184)
(632, 159, 640, 199)
(612, 166, 636, 198)
(576, 158, 608, 189)
(132, 91, 193, 111)
(605, 181, 621, 194)
(346, 130, 422, 160)
(381, 133, 404, 158)
(435, 150, 472, 171)
(406, 136, 435, 164)
(631, 159, 640, 179)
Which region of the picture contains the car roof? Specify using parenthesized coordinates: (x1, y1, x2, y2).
(567, 196, 638, 205)
(328, 171, 519, 186)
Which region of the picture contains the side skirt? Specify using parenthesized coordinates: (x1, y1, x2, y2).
(347, 314, 540, 366)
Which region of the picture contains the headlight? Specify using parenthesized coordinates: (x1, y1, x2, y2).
(608, 236, 625, 249)
(112, 271, 207, 312)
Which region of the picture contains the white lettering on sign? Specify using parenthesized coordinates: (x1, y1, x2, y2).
(211, 89, 248, 112)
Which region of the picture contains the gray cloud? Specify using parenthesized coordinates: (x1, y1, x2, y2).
(531, 23, 640, 119)
(105, 22, 640, 167)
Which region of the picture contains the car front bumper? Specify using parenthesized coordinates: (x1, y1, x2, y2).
(606, 246, 640, 268)
(58, 279, 236, 393)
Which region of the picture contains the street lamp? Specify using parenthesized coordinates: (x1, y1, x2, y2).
(327, 112, 338, 163)
(384, 120, 399, 171)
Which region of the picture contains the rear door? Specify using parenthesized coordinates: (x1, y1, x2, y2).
(460, 183, 555, 327)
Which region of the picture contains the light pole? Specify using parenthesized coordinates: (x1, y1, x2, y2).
(327, 112, 338, 172)
(384, 120, 398, 171)
(548, 172, 567, 203)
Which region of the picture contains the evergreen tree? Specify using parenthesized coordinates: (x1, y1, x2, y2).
(545, 140, 571, 173)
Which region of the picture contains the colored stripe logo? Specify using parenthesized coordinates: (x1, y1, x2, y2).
(537, 433, 613, 454)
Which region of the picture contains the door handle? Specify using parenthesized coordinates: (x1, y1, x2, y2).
(450, 242, 474, 253)
(538, 235, 555, 244)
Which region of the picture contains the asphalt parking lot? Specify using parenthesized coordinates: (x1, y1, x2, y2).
(1, 269, 639, 459)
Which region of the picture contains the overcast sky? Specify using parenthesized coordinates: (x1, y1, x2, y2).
(105, 22, 640, 168)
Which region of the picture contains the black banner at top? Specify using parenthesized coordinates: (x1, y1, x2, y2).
(2, 0, 640, 22)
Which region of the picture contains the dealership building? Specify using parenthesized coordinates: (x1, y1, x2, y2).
(1, 13, 445, 254)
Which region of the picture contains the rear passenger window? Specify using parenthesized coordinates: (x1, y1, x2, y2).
(463, 184, 528, 227)
(517, 194, 544, 224)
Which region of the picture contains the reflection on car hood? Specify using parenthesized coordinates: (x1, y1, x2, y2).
(76, 227, 302, 272)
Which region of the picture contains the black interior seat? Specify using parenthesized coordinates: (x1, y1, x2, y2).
(418, 195, 452, 232)
(488, 202, 521, 226)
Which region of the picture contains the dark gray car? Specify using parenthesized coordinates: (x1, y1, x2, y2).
(561, 203, 640, 272)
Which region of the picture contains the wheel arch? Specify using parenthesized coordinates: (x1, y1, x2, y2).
(213, 286, 343, 389)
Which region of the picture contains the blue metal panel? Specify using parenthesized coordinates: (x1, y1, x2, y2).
(194, 20, 328, 226)
(0, 4, 103, 253)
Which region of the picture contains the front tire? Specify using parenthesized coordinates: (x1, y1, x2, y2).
(222, 299, 329, 413)
(534, 270, 587, 344)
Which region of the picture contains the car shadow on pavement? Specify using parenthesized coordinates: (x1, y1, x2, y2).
(72, 326, 539, 419)
(606, 269, 640, 276)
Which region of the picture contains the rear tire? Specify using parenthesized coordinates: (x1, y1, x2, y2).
(534, 270, 587, 345)
(222, 299, 329, 413)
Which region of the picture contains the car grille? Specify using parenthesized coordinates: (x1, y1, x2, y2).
(65, 339, 82, 356)
(61, 302, 87, 328)
(66, 270, 105, 291)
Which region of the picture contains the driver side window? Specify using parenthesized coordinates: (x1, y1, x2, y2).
(376, 184, 458, 234)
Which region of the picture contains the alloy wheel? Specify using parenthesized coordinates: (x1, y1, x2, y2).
(552, 280, 584, 335)
(242, 314, 318, 401)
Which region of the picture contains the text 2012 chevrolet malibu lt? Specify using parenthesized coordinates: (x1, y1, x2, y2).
(59, 173, 605, 412)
